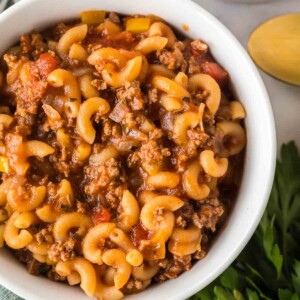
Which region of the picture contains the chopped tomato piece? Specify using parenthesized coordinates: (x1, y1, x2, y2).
(202, 61, 228, 86)
(113, 31, 135, 45)
(131, 222, 152, 247)
(36, 53, 58, 79)
(92, 206, 111, 224)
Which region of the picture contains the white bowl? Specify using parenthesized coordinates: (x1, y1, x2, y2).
(0, 0, 276, 299)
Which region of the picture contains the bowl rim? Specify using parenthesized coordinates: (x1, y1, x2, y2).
(0, 0, 277, 299)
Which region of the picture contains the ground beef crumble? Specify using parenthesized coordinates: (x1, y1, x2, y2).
(84, 157, 127, 209)
(186, 129, 211, 156)
(147, 87, 158, 104)
(156, 255, 192, 281)
(35, 225, 54, 244)
(48, 238, 76, 263)
(117, 81, 145, 110)
(20, 33, 48, 58)
(84, 158, 124, 193)
(191, 39, 208, 54)
(175, 202, 194, 228)
(192, 198, 224, 231)
(130, 139, 170, 173)
(157, 45, 187, 71)
(124, 278, 144, 290)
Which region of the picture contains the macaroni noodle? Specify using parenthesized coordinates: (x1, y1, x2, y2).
(76, 97, 110, 144)
(47, 69, 81, 118)
(3, 212, 33, 249)
(56, 24, 88, 58)
(82, 222, 116, 265)
(53, 213, 92, 242)
(148, 22, 177, 47)
(56, 258, 97, 296)
(101, 249, 132, 289)
(188, 73, 221, 115)
(182, 160, 210, 201)
(118, 190, 140, 232)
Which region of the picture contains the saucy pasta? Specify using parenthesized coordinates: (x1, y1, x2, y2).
(0, 10, 246, 299)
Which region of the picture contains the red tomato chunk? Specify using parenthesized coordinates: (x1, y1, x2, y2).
(35, 53, 58, 79)
(202, 61, 228, 86)
(92, 207, 111, 224)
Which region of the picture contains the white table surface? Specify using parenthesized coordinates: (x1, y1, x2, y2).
(194, 0, 300, 152)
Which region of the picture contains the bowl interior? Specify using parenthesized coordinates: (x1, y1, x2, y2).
(0, 0, 276, 299)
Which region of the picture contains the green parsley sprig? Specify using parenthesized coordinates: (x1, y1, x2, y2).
(190, 141, 300, 300)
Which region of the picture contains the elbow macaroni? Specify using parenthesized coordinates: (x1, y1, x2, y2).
(82, 222, 116, 265)
(95, 277, 124, 300)
(13, 212, 39, 229)
(53, 213, 92, 242)
(173, 111, 200, 145)
(0, 114, 13, 128)
(88, 48, 143, 88)
(217, 121, 246, 156)
(24, 141, 54, 158)
(148, 22, 177, 47)
(135, 36, 168, 55)
(140, 195, 184, 234)
(102, 56, 143, 88)
(109, 228, 143, 266)
(182, 160, 210, 201)
(132, 263, 160, 281)
(152, 75, 190, 99)
(168, 226, 201, 256)
(7, 185, 46, 212)
(3, 212, 33, 249)
(76, 97, 110, 144)
(56, 258, 97, 296)
(188, 74, 221, 115)
(0, 225, 5, 248)
(229, 101, 246, 120)
(47, 69, 81, 118)
(69, 43, 88, 61)
(147, 172, 180, 189)
(36, 205, 59, 223)
(159, 93, 183, 111)
(56, 24, 88, 58)
(79, 74, 99, 99)
(118, 190, 140, 232)
(101, 249, 132, 289)
(199, 150, 228, 177)
(149, 64, 175, 78)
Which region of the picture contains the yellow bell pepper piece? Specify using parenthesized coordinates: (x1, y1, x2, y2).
(0, 156, 10, 173)
(80, 10, 106, 25)
(126, 18, 151, 34)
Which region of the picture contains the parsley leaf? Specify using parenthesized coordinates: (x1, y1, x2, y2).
(261, 214, 283, 278)
(220, 267, 244, 291)
(292, 260, 300, 295)
(278, 289, 300, 300)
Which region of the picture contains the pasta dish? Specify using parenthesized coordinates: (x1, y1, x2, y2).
(0, 10, 246, 299)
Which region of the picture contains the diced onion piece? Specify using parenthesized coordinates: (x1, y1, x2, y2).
(80, 10, 106, 25)
(111, 138, 141, 152)
(126, 18, 151, 34)
(109, 102, 129, 123)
